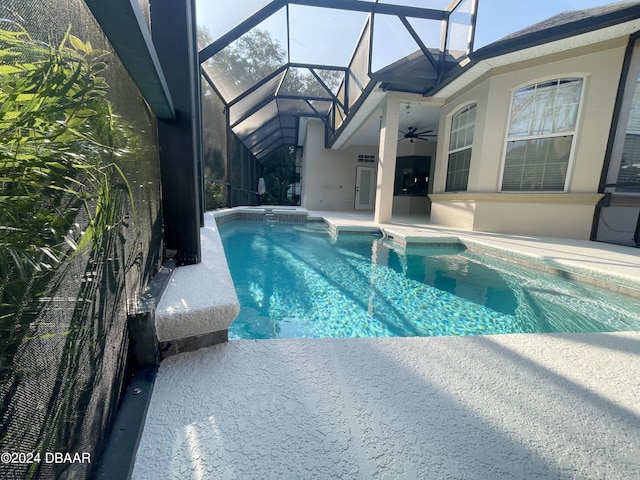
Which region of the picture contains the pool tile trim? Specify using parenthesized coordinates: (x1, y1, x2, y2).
(213, 209, 640, 299)
(319, 213, 640, 298)
(459, 239, 640, 298)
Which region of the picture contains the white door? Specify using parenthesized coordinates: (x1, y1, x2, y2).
(355, 166, 375, 210)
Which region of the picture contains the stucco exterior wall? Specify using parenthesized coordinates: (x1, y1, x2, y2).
(301, 120, 369, 210)
(431, 193, 604, 238)
(472, 197, 600, 239)
(431, 38, 628, 239)
(428, 197, 476, 229)
(302, 119, 432, 211)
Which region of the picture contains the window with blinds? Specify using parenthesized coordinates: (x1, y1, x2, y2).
(446, 103, 476, 191)
(502, 78, 583, 191)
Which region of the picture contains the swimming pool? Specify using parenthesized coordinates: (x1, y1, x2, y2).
(219, 221, 640, 340)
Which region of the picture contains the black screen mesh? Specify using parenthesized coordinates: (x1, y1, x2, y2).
(0, 1, 162, 478)
(202, 75, 263, 209)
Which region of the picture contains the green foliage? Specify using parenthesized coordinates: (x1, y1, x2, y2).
(204, 179, 227, 210)
(0, 21, 134, 279)
(200, 27, 343, 97)
(261, 146, 299, 206)
(0, 22, 139, 474)
(209, 29, 285, 90)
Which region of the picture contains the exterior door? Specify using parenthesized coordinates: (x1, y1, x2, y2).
(355, 166, 375, 210)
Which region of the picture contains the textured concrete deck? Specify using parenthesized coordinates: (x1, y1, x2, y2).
(133, 334, 640, 479)
(132, 211, 640, 479)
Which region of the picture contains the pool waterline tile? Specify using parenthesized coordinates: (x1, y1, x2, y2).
(214, 208, 640, 299)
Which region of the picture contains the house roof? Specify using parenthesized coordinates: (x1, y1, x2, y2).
(431, 0, 640, 100)
(474, 0, 640, 60)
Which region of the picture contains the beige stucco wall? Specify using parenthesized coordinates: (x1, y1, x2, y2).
(431, 38, 628, 239)
(301, 120, 376, 210)
(472, 197, 600, 239)
(302, 119, 433, 211)
(392, 196, 431, 215)
(431, 193, 604, 238)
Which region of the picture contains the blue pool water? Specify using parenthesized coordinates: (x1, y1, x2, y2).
(219, 221, 640, 340)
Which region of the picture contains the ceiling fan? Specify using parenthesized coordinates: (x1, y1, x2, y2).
(399, 126, 436, 143)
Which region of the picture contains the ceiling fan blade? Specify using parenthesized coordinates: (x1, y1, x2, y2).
(399, 126, 436, 141)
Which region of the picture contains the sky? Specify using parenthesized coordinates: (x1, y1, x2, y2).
(474, 0, 635, 47)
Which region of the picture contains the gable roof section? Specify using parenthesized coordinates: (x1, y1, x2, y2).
(433, 0, 640, 99)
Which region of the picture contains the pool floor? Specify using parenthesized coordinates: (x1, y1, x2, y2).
(220, 221, 640, 339)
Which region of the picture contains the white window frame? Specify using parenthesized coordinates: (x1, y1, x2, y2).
(499, 77, 585, 192)
(357, 154, 376, 163)
(445, 103, 477, 192)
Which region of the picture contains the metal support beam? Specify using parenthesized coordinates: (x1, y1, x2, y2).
(201, 68, 228, 107)
(198, 0, 287, 61)
(227, 66, 289, 108)
(93, 367, 156, 479)
(288, 0, 447, 21)
(84, 0, 175, 119)
(230, 98, 278, 129)
(309, 68, 346, 110)
(150, 0, 202, 265)
(198, 0, 448, 62)
(370, 72, 438, 87)
(399, 16, 440, 71)
(226, 108, 234, 207)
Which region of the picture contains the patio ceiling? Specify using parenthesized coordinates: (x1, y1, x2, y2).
(196, 0, 478, 161)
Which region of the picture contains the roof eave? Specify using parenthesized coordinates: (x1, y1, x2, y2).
(431, 13, 640, 100)
(473, 5, 640, 61)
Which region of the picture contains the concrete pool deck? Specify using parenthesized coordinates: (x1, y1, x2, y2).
(133, 334, 640, 479)
(132, 211, 640, 479)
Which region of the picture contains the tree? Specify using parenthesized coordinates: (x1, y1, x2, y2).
(261, 146, 299, 206)
(200, 26, 343, 99)
(198, 26, 344, 206)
